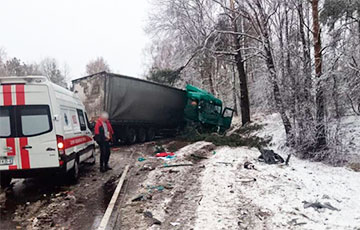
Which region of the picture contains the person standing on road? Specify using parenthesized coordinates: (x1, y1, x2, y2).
(94, 111, 114, 172)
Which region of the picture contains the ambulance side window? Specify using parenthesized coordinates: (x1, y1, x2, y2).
(77, 109, 86, 131)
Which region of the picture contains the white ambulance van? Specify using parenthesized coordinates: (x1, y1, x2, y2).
(0, 76, 96, 188)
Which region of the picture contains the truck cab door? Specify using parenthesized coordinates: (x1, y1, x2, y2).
(221, 107, 235, 130)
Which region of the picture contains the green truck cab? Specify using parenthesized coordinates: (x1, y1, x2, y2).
(184, 84, 234, 132)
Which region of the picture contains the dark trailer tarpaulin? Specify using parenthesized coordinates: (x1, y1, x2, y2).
(104, 74, 187, 128)
(72, 72, 187, 143)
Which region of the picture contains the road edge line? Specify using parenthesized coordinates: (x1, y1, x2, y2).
(97, 164, 130, 230)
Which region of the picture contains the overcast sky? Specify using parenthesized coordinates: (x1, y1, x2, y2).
(0, 0, 150, 80)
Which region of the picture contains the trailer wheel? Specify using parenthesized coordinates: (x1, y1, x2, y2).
(126, 128, 137, 144)
(0, 174, 12, 189)
(137, 128, 146, 143)
(112, 134, 121, 146)
(146, 128, 156, 141)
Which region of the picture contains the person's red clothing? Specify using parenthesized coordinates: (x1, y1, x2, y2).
(94, 118, 114, 139)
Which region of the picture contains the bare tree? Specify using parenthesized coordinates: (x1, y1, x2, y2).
(145, 0, 360, 162)
(85, 57, 110, 75)
(39, 58, 67, 87)
(0, 48, 7, 76)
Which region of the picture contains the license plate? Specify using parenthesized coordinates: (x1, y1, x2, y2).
(0, 157, 13, 165)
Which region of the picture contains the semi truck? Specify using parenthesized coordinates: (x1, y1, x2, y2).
(72, 72, 234, 144)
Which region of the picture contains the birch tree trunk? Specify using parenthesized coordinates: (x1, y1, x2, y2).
(252, 0, 293, 143)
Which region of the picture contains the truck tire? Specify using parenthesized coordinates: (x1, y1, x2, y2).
(0, 174, 11, 189)
(146, 128, 156, 141)
(137, 128, 146, 143)
(126, 128, 137, 144)
(112, 133, 121, 146)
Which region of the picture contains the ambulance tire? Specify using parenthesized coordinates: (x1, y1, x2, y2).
(0, 174, 11, 189)
(68, 158, 80, 182)
(137, 128, 147, 143)
(125, 128, 137, 145)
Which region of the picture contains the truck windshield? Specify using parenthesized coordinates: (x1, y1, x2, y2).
(0, 108, 11, 137)
(215, 105, 221, 114)
(0, 105, 52, 137)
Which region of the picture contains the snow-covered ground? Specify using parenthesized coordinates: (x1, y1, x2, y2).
(194, 146, 360, 229)
(193, 114, 360, 230)
(253, 113, 360, 165)
(119, 114, 360, 230)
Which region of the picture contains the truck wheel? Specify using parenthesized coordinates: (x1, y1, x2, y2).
(146, 128, 156, 141)
(126, 128, 137, 144)
(0, 174, 12, 189)
(68, 158, 79, 182)
(111, 133, 121, 146)
(137, 128, 146, 143)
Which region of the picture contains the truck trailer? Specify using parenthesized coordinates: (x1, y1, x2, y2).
(72, 72, 187, 144)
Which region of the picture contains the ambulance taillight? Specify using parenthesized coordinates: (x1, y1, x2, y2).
(56, 135, 65, 155)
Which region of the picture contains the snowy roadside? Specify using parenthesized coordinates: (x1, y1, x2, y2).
(193, 114, 360, 229)
(195, 146, 360, 229)
(117, 114, 359, 230)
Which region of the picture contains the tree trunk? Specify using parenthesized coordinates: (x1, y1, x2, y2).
(254, 0, 293, 143)
(230, 0, 251, 125)
(284, 3, 296, 146)
(297, 1, 315, 146)
(264, 41, 293, 143)
(232, 65, 239, 116)
(311, 0, 326, 148)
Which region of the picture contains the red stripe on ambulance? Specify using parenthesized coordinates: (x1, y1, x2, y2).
(2, 85, 17, 170)
(19, 137, 30, 169)
(15, 85, 31, 169)
(2, 85, 12, 106)
(6, 138, 17, 170)
(16, 84, 25, 105)
(64, 136, 92, 149)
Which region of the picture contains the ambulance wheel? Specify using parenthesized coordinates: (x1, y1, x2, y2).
(137, 128, 146, 143)
(68, 159, 79, 182)
(89, 147, 96, 165)
(125, 128, 137, 145)
(146, 128, 156, 141)
(0, 174, 12, 189)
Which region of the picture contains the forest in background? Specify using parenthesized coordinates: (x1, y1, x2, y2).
(145, 0, 360, 164)
(1, 0, 359, 165)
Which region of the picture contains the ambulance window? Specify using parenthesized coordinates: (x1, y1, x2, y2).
(0, 108, 11, 137)
(20, 105, 52, 136)
(77, 109, 86, 131)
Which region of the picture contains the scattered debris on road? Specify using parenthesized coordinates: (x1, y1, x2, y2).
(302, 201, 340, 211)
